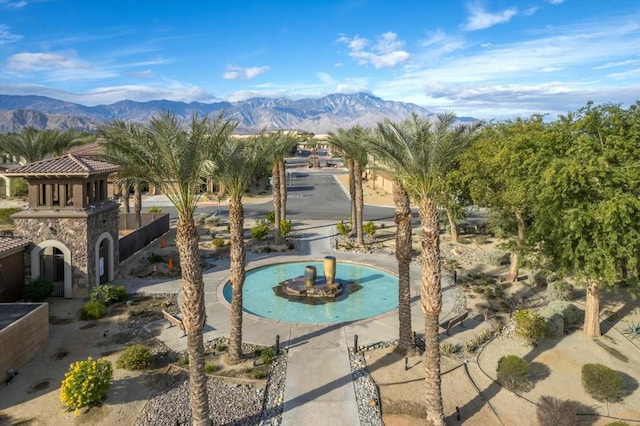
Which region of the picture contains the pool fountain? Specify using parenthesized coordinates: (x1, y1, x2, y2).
(222, 257, 398, 324)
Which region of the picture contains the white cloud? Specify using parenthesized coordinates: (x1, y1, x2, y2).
(463, 3, 518, 31)
(222, 65, 269, 80)
(548, 0, 566, 4)
(337, 32, 409, 68)
(129, 69, 155, 78)
(1, 0, 28, 9)
(7, 51, 88, 71)
(594, 59, 640, 69)
(317, 72, 334, 85)
(0, 24, 22, 45)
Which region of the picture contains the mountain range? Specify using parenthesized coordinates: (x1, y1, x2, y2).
(0, 93, 476, 134)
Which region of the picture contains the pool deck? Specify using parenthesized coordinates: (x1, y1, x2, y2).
(115, 219, 458, 425)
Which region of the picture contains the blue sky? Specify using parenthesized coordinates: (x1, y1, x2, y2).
(0, 0, 638, 118)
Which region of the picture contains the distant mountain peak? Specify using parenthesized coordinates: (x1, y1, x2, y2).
(0, 93, 474, 133)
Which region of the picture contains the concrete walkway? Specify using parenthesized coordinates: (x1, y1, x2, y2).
(115, 219, 458, 424)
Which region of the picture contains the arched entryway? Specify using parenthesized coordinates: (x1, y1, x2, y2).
(30, 240, 72, 298)
(0, 175, 11, 197)
(94, 232, 114, 287)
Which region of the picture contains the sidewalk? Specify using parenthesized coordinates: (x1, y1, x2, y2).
(118, 219, 458, 424)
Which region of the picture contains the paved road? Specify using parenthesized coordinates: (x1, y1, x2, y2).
(143, 170, 397, 222)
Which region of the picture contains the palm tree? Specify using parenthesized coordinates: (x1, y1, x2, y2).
(100, 112, 236, 426)
(265, 131, 298, 244)
(373, 112, 479, 425)
(1, 128, 85, 163)
(328, 126, 367, 245)
(215, 134, 268, 364)
(98, 121, 149, 227)
(366, 132, 414, 354)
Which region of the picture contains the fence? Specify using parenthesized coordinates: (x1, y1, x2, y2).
(118, 213, 170, 261)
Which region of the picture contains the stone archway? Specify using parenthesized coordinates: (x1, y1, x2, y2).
(94, 232, 114, 287)
(30, 240, 72, 298)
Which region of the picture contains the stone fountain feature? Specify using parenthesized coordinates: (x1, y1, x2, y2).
(275, 256, 361, 304)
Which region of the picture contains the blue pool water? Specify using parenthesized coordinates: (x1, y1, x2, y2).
(222, 261, 398, 324)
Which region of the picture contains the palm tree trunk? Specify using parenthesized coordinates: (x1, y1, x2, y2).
(354, 160, 364, 246)
(584, 279, 601, 337)
(279, 159, 287, 221)
(134, 181, 142, 229)
(419, 198, 445, 426)
(507, 210, 525, 282)
(123, 185, 131, 213)
(228, 197, 246, 364)
(445, 205, 459, 243)
(176, 217, 211, 425)
(394, 182, 413, 353)
(348, 159, 356, 233)
(272, 163, 282, 245)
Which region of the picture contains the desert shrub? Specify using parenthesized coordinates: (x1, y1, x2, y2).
(280, 219, 292, 238)
(440, 341, 456, 355)
(605, 422, 629, 426)
(547, 281, 574, 301)
(475, 235, 488, 244)
(485, 248, 509, 266)
(536, 395, 578, 426)
(260, 347, 275, 364)
(541, 313, 565, 338)
(0, 207, 21, 223)
(265, 211, 275, 224)
(252, 222, 270, 241)
(147, 253, 166, 263)
(90, 285, 126, 306)
(513, 309, 546, 346)
(116, 344, 154, 370)
(205, 363, 219, 374)
(80, 300, 105, 320)
(60, 357, 113, 413)
(205, 215, 220, 227)
(194, 214, 207, 226)
(581, 363, 622, 402)
(622, 322, 640, 340)
(543, 301, 583, 328)
(472, 285, 485, 294)
(363, 221, 377, 238)
(497, 355, 529, 393)
(211, 238, 225, 248)
(10, 178, 28, 196)
(336, 221, 351, 237)
(148, 206, 162, 213)
(533, 270, 548, 287)
(463, 340, 478, 353)
(23, 277, 53, 302)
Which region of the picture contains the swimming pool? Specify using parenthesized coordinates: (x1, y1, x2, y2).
(222, 261, 398, 324)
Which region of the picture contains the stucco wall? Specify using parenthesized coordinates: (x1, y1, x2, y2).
(0, 249, 26, 302)
(0, 303, 49, 378)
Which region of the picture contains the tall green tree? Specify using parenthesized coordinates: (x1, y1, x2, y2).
(100, 112, 236, 425)
(215, 134, 269, 364)
(532, 102, 640, 337)
(98, 121, 149, 227)
(460, 116, 547, 281)
(373, 112, 479, 425)
(0, 128, 86, 163)
(367, 130, 414, 354)
(328, 126, 368, 245)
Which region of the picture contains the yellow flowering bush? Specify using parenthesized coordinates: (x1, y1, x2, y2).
(60, 357, 113, 413)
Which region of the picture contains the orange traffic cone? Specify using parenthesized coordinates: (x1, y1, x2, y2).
(168, 257, 174, 269)
(161, 239, 166, 248)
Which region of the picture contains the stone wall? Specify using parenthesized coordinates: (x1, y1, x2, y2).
(0, 303, 49, 378)
(12, 203, 119, 298)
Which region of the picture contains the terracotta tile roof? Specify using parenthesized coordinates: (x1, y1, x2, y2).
(0, 236, 29, 255)
(5, 154, 119, 177)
